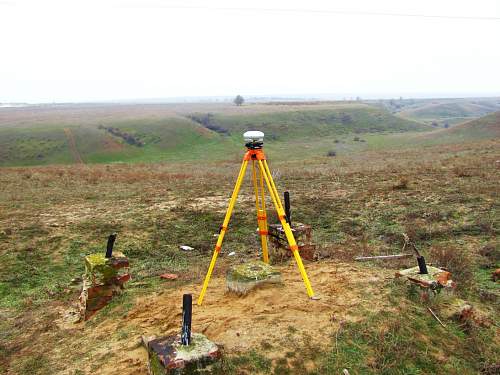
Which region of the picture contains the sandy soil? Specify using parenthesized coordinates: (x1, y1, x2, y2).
(62, 260, 394, 374)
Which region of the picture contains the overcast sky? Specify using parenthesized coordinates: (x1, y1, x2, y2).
(1, 0, 499, 103)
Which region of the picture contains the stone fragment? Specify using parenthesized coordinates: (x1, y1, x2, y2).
(226, 261, 281, 295)
(493, 268, 500, 282)
(441, 298, 474, 322)
(160, 273, 179, 280)
(440, 298, 491, 327)
(147, 333, 220, 375)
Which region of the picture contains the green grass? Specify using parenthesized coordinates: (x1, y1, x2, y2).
(0, 126, 74, 166)
(210, 105, 429, 140)
(371, 97, 500, 128)
(0, 103, 432, 166)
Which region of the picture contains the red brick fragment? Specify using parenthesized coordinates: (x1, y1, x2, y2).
(160, 273, 179, 280)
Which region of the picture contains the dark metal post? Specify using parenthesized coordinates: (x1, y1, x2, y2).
(181, 294, 192, 345)
(105, 233, 117, 258)
(284, 191, 291, 226)
(417, 256, 428, 274)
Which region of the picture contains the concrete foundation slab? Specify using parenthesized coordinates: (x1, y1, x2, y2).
(147, 333, 220, 375)
(226, 261, 281, 295)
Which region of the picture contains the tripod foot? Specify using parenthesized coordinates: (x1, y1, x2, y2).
(310, 295, 321, 301)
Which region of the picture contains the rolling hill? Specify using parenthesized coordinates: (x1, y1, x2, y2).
(0, 102, 431, 166)
(190, 103, 428, 140)
(0, 104, 232, 166)
(430, 110, 500, 140)
(386, 97, 500, 127)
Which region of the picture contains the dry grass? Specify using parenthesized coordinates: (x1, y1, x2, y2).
(429, 245, 476, 292)
(0, 138, 499, 374)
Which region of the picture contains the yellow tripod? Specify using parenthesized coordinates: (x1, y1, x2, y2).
(197, 143, 315, 305)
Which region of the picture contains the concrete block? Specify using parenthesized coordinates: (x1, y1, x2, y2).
(79, 252, 130, 320)
(147, 333, 220, 375)
(395, 265, 456, 301)
(226, 261, 281, 295)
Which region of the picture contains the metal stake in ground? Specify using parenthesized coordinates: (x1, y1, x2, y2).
(402, 233, 428, 274)
(284, 191, 291, 225)
(181, 294, 192, 345)
(105, 233, 117, 258)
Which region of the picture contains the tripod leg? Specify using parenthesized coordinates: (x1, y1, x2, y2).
(258, 160, 315, 299)
(252, 161, 269, 263)
(257, 208, 269, 263)
(257, 162, 269, 263)
(251, 160, 261, 216)
(262, 160, 284, 212)
(197, 159, 249, 305)
(259, 163, 266, 210)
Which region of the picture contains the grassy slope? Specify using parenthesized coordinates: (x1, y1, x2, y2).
(396, 99, 500, 126)
(0, 111, 232, 166)
(442, 111, 500, 138)
(348, 110, 500, 154)
(209, 104, 428, 139)
(406, 110, 500, 146)
(0, 103, 431, 166)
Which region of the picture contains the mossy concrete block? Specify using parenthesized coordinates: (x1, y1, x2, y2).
(226, 261, 281, 295)
(147, 333, 220, 375)
(396, 265, 456, 301)
(85, 252, 129, 284)
(79, 252, 130, 320)
(395, 265, 454, 288)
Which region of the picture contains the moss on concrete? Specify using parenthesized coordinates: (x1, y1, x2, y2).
(226, 261, 281, 295)
(84, 251, 127, 282)
(148, 333, 220, 374)
(227, 261, 280, 282)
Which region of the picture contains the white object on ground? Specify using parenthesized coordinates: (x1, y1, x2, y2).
(228, 252, 236, 256)
(180, 245, 194, 251)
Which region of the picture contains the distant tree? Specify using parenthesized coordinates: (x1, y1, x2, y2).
(327, 150, 337, 157)
(234, 95, 244, 106)
(431, 121, 438, 127)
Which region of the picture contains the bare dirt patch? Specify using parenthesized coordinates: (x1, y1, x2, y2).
(53, 261, 393, 374)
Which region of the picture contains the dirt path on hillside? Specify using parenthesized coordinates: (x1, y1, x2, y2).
(60, 261, 395, 375)
(63, 128, 84, 164)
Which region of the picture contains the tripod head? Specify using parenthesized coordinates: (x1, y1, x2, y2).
(244, 130, 264, 149)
